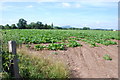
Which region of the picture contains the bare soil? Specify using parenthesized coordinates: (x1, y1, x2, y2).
(18, 40, 118, 78)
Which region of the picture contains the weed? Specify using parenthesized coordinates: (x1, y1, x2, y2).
(52, 52, 58, 55)
(25, 44, 31, 48)
(34, 45, 46, 50)
(18, 50, 69, 78)
(103, 54, 112, 61)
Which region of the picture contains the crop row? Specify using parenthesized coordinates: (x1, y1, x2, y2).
(34, 40, 82, 50)
(1, 29, 119, 48)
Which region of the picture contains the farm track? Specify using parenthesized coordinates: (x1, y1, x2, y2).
(18, 41, 118, 78)
(77, 41, 118, 78)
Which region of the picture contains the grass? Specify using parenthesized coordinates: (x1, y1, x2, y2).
(17, 48, 69, 79)
(1, 72, 10, 79)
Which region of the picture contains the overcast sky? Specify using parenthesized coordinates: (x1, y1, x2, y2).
(0, 0, 119, 29)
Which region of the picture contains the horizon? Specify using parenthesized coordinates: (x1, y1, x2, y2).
(0, 1, 118, 30)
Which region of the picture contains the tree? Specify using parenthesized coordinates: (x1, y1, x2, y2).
(0, 25, 4, 29)
(44, 24, 48, 29)
(54, 26, 63, 29)
(11, 24, 17, 29)
(35, 21, 43, 29)
(51, 23, 53, 28)
(17, 18, 27, 29)
(83, 27, 90, 30)
(4, 24, 11, 29)
(28, 22, 36, 29)
(47, 25, 53, 29)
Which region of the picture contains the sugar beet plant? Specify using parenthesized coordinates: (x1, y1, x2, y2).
(34, 45, 46, 50)
(103, 54, 112, 61)
(2, 29, 118, 48)
(47, 43, 66, 50)
(34, 41, 82, 50)
(67, 40, 82, 47)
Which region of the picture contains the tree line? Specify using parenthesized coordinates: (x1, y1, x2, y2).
(0, 18, 91, 30)
(0, 18, 53, 29)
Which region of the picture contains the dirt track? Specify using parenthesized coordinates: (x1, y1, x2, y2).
(18, 41, 118, 78)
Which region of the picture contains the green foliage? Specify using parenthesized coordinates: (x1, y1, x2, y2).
(100, 40, 117, 46)
(54, 26, 63, 29)
(11, 24, 17, 29)
(4, 24, 11, 29)
(17, 18, 27, 29)
(28, 21, 53, 29)
(34, 45, 46, 50)
(51, 23, 54, 28)
(2, 29, 118, 47)
(18, 53, 69, 78)
(83, 27, 90, 30)
(1, 72, 10, 78)
(67, 40, 82, 47)
(35, 21, 44, 29)
(0, 25, 4, 29)
(103, 54, 112, 61)
(25, 44, 31, 48)
(2, 51, 15, 76)
(1, 29, 118, 78)
(47, 43, 66, 50)
(34, 41, 82, 51)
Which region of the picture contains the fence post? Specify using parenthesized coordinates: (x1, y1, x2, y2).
(8, 41, 20, 78)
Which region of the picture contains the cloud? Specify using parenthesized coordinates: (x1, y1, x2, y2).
(89, 0, 119, 2)
(62, 2, 71, 7)
(75, 3, 81, 8)
(0, 3, 3, 11)
(26, 5, 34, 8)
(0, 4, 15, 11)
(79, 1, 118, 8)
(82, 24, 89, 27)
(61, 2, 82, 8)
(0, 19, 17, 25)
(96, 21, 100, 24)
(0, 0, 119, 2)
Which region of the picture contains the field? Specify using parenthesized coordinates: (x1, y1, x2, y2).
(1, 29, 119, 78)
(2, 29, 119, 46)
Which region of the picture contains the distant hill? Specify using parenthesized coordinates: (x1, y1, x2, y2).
(93, 28, 113, 31)
(61, 25, 73, 28)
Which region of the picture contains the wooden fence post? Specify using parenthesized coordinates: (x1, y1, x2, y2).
(8, 41, 20, 78)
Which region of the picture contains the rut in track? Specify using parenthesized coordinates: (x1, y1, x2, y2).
(62, 41, 118, 78)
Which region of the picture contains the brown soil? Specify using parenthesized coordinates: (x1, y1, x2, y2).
(18, 41, 118, 78)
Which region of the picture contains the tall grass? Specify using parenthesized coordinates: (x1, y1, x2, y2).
(18, 49, 69, 79)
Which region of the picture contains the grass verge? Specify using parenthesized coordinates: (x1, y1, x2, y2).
(18, 49, 69, 79)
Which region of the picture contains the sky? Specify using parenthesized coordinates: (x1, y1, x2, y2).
(0, 0, 119, 29)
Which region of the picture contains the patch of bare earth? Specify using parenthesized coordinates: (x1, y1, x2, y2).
(18, 41, 118, 78)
